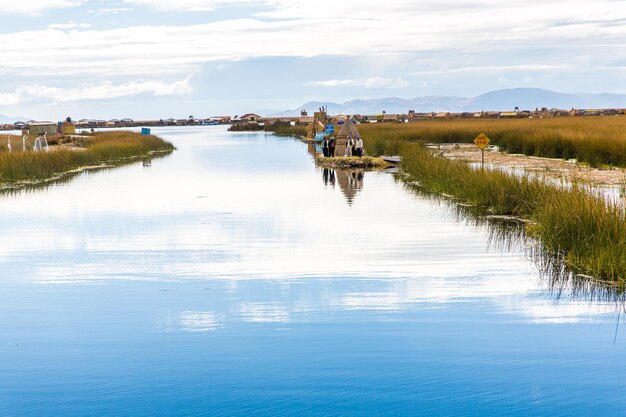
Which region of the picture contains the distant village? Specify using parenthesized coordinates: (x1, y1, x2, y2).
(2, 106, 626, 133)
(241, 106, 626, 126)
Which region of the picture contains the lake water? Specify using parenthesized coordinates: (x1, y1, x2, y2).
(1, 126, 625, 416)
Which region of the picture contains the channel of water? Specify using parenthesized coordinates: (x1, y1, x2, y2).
(1, 126, 625, 416)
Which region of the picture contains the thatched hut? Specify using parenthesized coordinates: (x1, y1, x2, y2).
(335, 118, 362, 156)
(62, 121, 76, 135)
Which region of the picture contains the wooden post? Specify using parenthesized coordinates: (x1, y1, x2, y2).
(474, 133, 490, 170)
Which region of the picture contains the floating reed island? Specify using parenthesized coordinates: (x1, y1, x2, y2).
(359, 117, 626, 169)
(314, 154, 390, 169)
(0, 131, 175, 189)
(360, 121, 626, 287)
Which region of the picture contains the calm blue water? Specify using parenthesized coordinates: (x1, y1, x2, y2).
(1, 126, 625, 416)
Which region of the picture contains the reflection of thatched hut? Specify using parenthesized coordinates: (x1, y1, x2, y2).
(335, 118, 361, 156)
(335, 168, 364, 205)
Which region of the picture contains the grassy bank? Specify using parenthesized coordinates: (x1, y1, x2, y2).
(0, 131, 174, 186)
(360, 117, 626, 168)
(399, 143, 626, 285)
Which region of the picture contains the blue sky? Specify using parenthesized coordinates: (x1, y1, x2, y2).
(1, 0, 626, 120)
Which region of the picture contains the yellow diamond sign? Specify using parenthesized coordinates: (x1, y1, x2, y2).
(474, 132, 490, 149)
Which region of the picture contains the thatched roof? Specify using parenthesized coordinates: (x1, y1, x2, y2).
(337, 118, 360, 138)
(306, 121, 326, 133)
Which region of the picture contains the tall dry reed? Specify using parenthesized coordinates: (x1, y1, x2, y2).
(360, 117, 626, 167)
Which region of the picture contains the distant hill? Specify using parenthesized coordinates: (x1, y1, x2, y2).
(0, 113, 30, 123)
(274, 88, 626, 116)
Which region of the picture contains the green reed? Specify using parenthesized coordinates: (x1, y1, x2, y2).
(399, 143, 626, 285)
(0, 131, 174, 185)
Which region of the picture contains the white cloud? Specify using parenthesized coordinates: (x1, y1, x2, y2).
(48, 21, 91, 30)
(86, 7, 134, 15)
(0, 92, 20, 106)
(411, 65, 574, 77)
(0, 0, 624, 79)
(123, 0, 254, 11)
(0, 77, 192, 105)
(310, 77, 410, 88)
(0, 0, 84, 15)
(0, 0, 625, 108)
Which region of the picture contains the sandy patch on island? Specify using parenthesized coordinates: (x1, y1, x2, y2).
(431, 143, 626, 186)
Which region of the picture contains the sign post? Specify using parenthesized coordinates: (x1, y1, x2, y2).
(473, 132, 491, 168)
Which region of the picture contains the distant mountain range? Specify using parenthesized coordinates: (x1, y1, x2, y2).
(0, 114, 30, 123)
(273, 88, 626, 116)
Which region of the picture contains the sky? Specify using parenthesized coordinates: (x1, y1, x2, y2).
(1, 0, 626, 120)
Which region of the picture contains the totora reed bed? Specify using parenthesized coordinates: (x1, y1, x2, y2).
(0, 131, 175, 188)
(361, 124, 626, 287)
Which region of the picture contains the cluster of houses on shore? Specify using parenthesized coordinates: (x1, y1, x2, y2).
(402, 107, 626, 120)
(0, 116, 236, 131)
(225, 107, 626, 131)
(2, 107, 625, 132)
(263, 107, 626, 125)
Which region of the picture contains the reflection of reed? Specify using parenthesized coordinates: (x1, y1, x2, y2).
(0, 170, 83, 196)
(0, 152, 173, 197)
(529, 247, 626, 303)
(397, 174, 626, 306)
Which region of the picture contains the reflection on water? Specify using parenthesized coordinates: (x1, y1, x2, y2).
(322, 167, 335, 187)
(0, 151, 172, 195)
(323, 167, 365, 205)
(397, 169, 626, 304)
(179, 311, 219, 332)
(1, 126, 626, 416)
